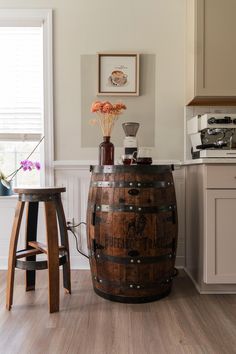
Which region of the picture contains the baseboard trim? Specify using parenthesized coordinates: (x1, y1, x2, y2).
(175, 256, 185, 268)
(0, 258, 185, 271)
(70, 256, 90, 270)
(184, 267, 236, 294)
(183, 267, 201, 293)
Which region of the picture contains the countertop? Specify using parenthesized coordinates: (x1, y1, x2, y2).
(53, 159, 236, 169)
(183, 158, 236, 165)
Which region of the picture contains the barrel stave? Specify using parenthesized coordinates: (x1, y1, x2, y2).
(88, 186, 176, 207)
(91, 211, 176, 256)
(93, 262, 173, 298)
(87, 165, 178, 302)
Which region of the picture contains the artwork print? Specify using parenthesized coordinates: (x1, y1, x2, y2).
(98, 53, 139, 96)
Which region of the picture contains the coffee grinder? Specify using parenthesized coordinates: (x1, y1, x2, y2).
(122, 122, 140, 155)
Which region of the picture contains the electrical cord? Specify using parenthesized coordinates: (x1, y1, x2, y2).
(72, 222, 87, 228)
(67, 221, 89, 259)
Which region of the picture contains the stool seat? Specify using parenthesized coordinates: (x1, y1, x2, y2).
(14, 187, 66, 194)
(6, 186, 71, 313)
(14, 187, 67, 203)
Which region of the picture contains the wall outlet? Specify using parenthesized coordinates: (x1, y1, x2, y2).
(66, 217, 75, 228)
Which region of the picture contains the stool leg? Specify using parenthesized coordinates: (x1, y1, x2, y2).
(25, 202, 39, 291)
(6, 201, 25, 310)
(44, 201, 59, 313)
(55, 197, 71, 294)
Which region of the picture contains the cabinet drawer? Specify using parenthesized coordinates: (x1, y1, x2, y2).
(206, 165, 236, 188)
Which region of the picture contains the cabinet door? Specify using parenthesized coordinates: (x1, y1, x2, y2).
(205, 189, 236, 283)
(196, 0, 236, 96)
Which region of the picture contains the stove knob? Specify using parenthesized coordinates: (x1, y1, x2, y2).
(208, 116, 232, 124)
(208, 117, 216, 124)
(233, 119, 236, 124)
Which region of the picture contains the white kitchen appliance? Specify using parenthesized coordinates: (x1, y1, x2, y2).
(122, 122, 139, 155)
(187, 114, 236, 159)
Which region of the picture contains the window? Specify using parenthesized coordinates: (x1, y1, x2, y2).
(0, 10, 53, 187)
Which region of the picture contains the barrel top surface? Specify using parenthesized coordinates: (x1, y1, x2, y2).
(90, 165, 173, 174)
(13, 187, 66, 195)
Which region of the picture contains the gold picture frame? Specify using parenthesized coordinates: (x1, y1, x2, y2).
(97, 53, 140, 96)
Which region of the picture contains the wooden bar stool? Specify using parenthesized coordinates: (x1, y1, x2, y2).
(6, 187, 71, 313)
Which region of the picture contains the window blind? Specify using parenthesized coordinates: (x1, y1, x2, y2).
(0, 27, 43, 137)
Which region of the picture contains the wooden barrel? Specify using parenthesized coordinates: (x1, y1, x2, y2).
(86, 165, 178, 303)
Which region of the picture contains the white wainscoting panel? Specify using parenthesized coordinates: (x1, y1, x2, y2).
(54, 167, 90, 269)
(0, 197, 18, 269)
(0, 197, 46, 269)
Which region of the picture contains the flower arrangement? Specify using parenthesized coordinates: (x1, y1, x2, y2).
(0, 136, 44, 189)
(90, 100, 126, 136)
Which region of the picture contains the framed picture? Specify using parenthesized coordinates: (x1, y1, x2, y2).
(97, 53, 140, 96)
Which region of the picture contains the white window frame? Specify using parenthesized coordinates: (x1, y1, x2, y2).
(0, 9, 54, 186)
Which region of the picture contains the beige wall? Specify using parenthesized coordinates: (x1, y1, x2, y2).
(81, 54, 156, 148)
(0, 0, 186, 161)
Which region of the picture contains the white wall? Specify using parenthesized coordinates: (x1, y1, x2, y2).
(0, 1, 186, 269)
(0, 0, 186, 162)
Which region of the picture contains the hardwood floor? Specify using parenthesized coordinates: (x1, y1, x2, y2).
(0, 270, 236, 354)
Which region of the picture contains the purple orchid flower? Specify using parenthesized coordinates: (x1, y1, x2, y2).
(20, 160, 41, 171)
(0, 137, 44, 191)
(35, 161, 41, 170)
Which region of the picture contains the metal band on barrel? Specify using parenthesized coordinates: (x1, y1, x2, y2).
(91, 181, 173, 188)
(90, 204, 176, 213)
(90, 165, 172, 174)
(92, 272, 176, 290)
(93, 251, 174, 264)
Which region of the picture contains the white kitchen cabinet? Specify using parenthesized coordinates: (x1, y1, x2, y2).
(185, 164, 236, 293)
(186, 0, 236, 105)
(205, 189, 236, 283)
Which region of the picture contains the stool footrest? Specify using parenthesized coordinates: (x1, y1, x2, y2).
(28, 241, 66, 254)
(15, 254, 68, 271)
(16, 248, 43, 259)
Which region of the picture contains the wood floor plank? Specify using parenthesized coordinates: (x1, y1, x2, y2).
(0, 270, 236, 354)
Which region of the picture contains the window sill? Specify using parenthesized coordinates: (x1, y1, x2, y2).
(0, 195, 18, 200)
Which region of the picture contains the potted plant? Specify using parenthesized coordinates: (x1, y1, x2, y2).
(0, 136, 44, 196)
(90, 101, 126, 165)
